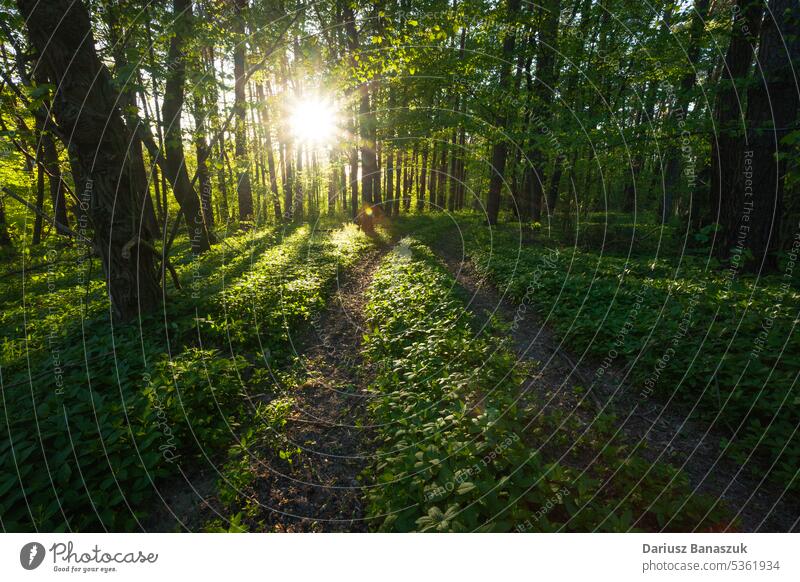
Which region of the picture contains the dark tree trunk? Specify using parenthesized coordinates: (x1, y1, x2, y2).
(342, 4, 379, 211)
(32, 137, 45, 245)
(403, 147, 412, 212)
(17, 0, 161, 319)
(40, 121, 69, 236)
(349, 145, 359, 219)
(661, 0, 711, 222)
(0, 196, 11, 247)
(393, 149, 402, 215)
(294, 143, 304, 220)
(486, 0, 522, 224)
(106, 6, 159, 237)
(436, 145, 447, 210)
(192, 73, 215, 232)
(546, 157, 564, 216)
(525, 0, 560, 222)
(257, 83, 282, 221)
(161, 0, 212, 253)
(339, 157, 347, 211)
(386, 145, 394, 216)
(735, 0, 799, 270)
(428, 141, 438, 209)
(418, 142, 428, 211)
(712, 0, 764, 259)
(448, 131, 458, 211)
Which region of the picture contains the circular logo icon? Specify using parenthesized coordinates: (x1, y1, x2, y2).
(20, 542, 46, 570)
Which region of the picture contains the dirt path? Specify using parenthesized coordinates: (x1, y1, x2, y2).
(433, 236, 798, 533)
(242, 245, 387, 532)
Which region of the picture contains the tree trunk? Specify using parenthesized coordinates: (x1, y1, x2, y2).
(525, 0, 560, 222)
(418, 142, 428, 211)
(736, 0, 799, 270)
(546, 157, 564, 216)
(436, 145, 447, 210)
(661, 0, 711, 222)
(712, 0, 764, 259)
(40, 121, 69, 236)
(161, 0, 212, 253)
(0, 196, 11, 247)
(486, 0, 522, 224)
(32, 128, 45, 245)
(17, 0, 161, 319)
(106, 5, 159, 237)
(233, 0, 254, 223)
(257, 83, 282, 221)
(192, 67, 215, 232)
(342, 4, 379, 212)
(386, 144, 394, 216)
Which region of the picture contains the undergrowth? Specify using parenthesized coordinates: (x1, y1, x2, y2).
(361, 237, 730, 532)
(0, 221, 374, 531)
(394, 213, 800, 495)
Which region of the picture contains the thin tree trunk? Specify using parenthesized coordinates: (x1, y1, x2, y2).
(257, 83, 282, 221)
(233, 0, 254, 223)
(32, 135, 44, 245)
(418, 142, 428, 212)
(486, 0, 522, 224)
(161, 0, 211, 253)
(0, 196, 11, 246)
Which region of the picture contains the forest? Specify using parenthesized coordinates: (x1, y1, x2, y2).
(0, 0, 797, 533)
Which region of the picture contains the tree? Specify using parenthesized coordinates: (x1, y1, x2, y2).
(161, 0, 213, 253)
(342, 2, 380, 211)
(739, 0, 799, 270)
(524, 0, 561, 222)
(233, 0, 254, 223)
(17, 0, 161, 319)
(486, 0, 522, 225)
(0, 195, 11, 247)
(711, 0, 763, 240)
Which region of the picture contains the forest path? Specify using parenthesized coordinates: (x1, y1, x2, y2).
(431, 232, 798, 533)
(247, 241, 388, 532)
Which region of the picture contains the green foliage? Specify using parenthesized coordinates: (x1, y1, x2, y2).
(397, 213, 800, 495)
(0, 222, 375, 531)
(143, 349, 249, 454)
(361, 237, 728, 532)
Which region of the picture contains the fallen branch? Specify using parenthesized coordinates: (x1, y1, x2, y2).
(2, 187, 92, 247)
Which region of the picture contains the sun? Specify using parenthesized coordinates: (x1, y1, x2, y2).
(289, 95, 339, 144)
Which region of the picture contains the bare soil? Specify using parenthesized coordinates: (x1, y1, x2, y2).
(240, 246, 387, 532)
